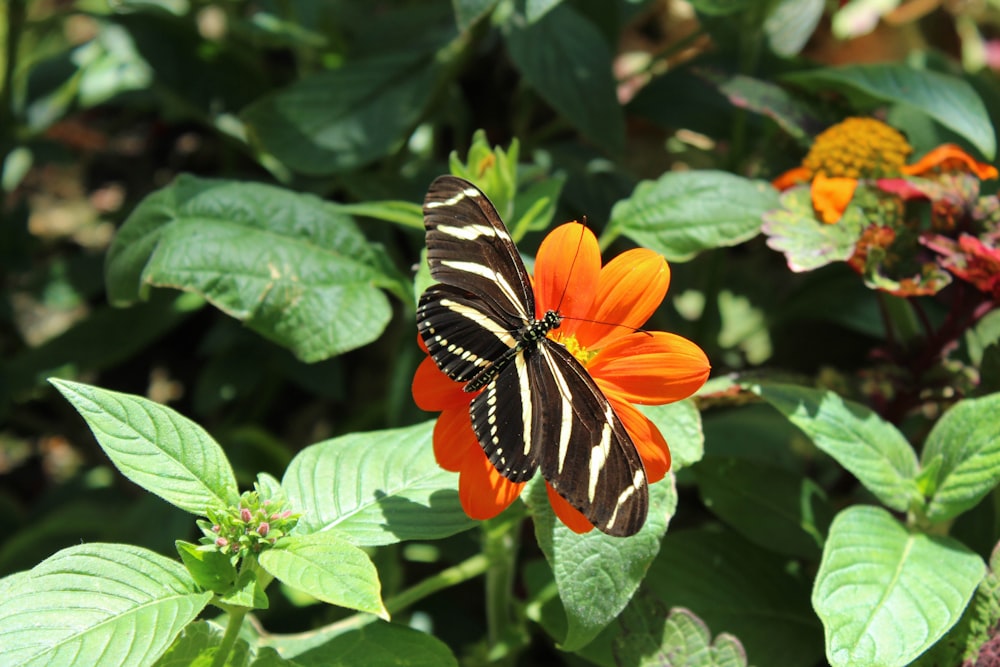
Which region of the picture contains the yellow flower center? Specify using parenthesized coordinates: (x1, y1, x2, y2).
(803, 118, 912, 180)
(550, 332, 597, 366)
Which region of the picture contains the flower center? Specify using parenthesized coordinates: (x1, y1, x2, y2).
(803, 118, 912, 180)
(550, 331, 597, 366)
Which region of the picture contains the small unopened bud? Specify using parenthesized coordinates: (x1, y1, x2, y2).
(258, 522, 270, 537)
(240, 508, 252, 522)
(216, 537, 229, 547)
(212, 524, 221, 533)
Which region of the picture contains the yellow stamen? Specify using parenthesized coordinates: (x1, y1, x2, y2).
(551, 332, 597, 366)
(803, 117, 912, 180)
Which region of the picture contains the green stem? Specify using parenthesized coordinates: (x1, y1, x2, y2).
(481, 513, 523, 662)
(212, 606, 249, 667)
(383, 553, 489, 616)
(0, 0, 26, 159)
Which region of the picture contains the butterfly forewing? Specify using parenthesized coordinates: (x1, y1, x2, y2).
(418, 175, 650, 536)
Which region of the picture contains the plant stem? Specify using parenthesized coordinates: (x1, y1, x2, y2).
(383, 553, 489, 616)
(212, 606, 249, 667)
(482, 514, 522, 662)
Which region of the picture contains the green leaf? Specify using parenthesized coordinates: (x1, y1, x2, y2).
(259, 532, 387, 619)
(283, 421, 475, 546)
(687, 0, 752, 16)
(452, 0, 499, 30)
(0, 543, 211, 667)
(504, 5, 625, 155)
(218, 567, 269, 610)
(527, 476, 675, 651)
(753, 383, 920, 512)
(813, 505, 985, 667)
(612, 597, 749, 667)
(525, 0, 562, 22)
(292, 620, 458, 667)
(784, 64, 996, 160)
(645, 527, 824, 667)
(50, 379, 239, 515)
(694, 457, 833, 559)
(151, 621, 271, 667)
(764, 0, 824, 57)
(638, 398, 704, 470)
(610, 171, 778, 262)
(175, 541, 237, 594)
(713, 73, 818, 143)
(105, 175, 393, 363)
(335, 200, 424, 230)
(922, 393, 1000, 523)
(761, 188, 867, 272)
(242, 52, 442, 175)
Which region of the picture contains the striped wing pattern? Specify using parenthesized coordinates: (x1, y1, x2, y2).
(417, 175, 648, 537)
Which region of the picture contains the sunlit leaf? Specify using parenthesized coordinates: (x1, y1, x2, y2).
(813, 505, 984, 667)
(762, 187, 867, 272)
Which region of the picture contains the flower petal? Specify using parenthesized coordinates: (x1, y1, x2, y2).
(811, 172, 857, 224)
(590, 331, 710, 405)
(901, 144, 999, 180)
(533, 223, 600, 334)
(579, 249, 670, 349)
(459, 450, 525, 521)
(433, 406, 477, 472)
(772, 166, 812, 190)
(609, 398, 670, 483)
(413, 356, 469, 412)
(545, 482, 595, 534)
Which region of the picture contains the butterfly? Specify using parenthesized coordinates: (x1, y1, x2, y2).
(416, 175, 648, 537)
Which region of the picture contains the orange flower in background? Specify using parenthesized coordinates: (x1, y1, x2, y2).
(412, 223, 710, 533)
(773, 117, 997, 224)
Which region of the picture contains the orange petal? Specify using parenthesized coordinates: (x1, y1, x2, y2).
(590, 331, 710, 405)
(545, 482, 595, 534)
(811, 173, 857, 224)
(412, 356, 469, 412)
(459, 450, 525, 521)
(579, 249, 670, 349)
(900, 144, 999, 180)
(609, 398, 670, 483)
(534, 222, 601, 335)
(772, 166, 812, 190)
(433, 406, 477, 472)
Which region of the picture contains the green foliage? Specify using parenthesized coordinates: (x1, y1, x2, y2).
(5, 1, 1000, 666)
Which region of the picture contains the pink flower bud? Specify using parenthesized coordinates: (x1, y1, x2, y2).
(216, 537, 229, 547)
(240, 508, 252, 522)
(258, 522, 270, 537)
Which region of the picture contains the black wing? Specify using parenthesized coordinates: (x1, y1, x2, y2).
(469, 341, 648, 537)
(418, 176, 535, 383)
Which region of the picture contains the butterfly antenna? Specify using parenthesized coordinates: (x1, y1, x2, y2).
(554, 218, 588, 313)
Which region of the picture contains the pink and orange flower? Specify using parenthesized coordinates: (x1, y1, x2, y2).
(412, 223, 710, 533)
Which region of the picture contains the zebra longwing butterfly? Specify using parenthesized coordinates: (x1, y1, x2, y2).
(416, 175, 648, 537)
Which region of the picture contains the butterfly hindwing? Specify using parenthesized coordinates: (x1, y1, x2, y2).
(531, 341, 647, 537)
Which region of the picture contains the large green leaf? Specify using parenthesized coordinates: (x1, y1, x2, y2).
(813, 505, 984, 667)
(504, 4, 625, 155)
(609, 171, 778, 262)
(283, 421, 475, 546)
(922, 393, 1000, 523)
(242, 52, 441, 175)
(50, 379, 239, 515)
(763, 0, 824, 57)
(694, 457, 833, 559)
(754, 383, 920, 512)
(0, 543, 211, 667)
(784, 64, 996, 159)
(292, 620, 458, 667)
(260, 532, 387, 618)
(452, 0, 499, 29)
(527, 476, 675, 651)
(105, 175, 393, 362)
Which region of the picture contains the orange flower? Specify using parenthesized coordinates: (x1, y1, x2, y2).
(773, 117, 996, 224)
(412, 223, 710, 533)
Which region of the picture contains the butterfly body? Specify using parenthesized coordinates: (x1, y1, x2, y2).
(417, 176, 648, 536)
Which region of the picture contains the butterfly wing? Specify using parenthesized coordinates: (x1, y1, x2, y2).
(469, 341, 648, 536)
(418, 176, 535, 383)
